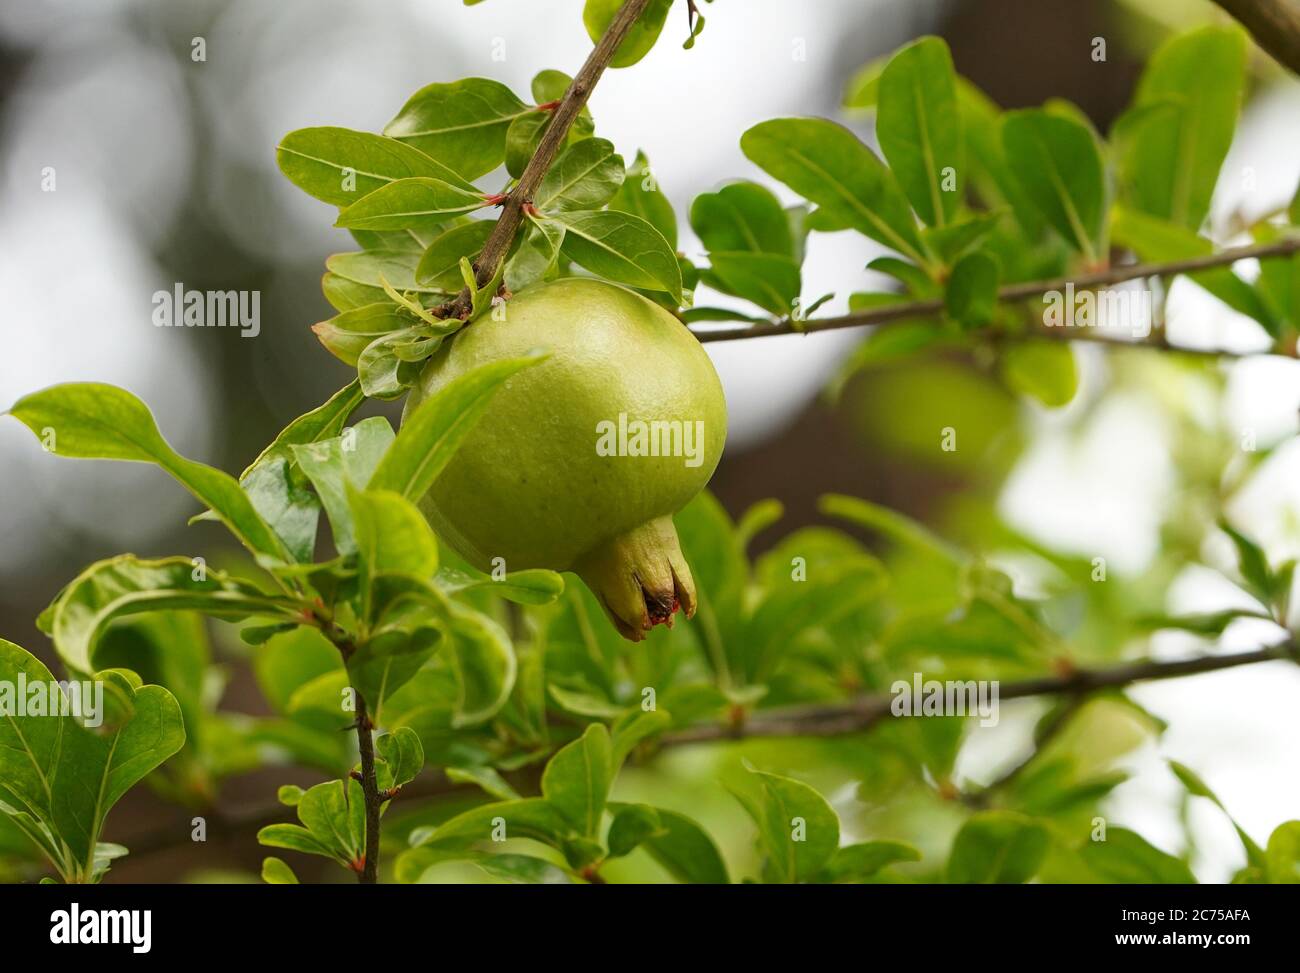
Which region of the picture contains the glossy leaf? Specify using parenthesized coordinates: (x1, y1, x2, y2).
(944, 251, 998, 327)
(291, 416, 395, 555)
(385, 78, 531, 180)
(583, 0, 673, 68)
(741, 118, 926, 265)
(1116, 25, 1246, 230)
(41, 555, 288, 677)
(877, 36, 961, 227)
(609, 150, 677, 248)
(541, 723, 612, 837)
(1000, 340, 1078, 408)
(1001, 109, 1105, 260)
(7, 384, 288, 562)
(336, 178, 486, 232)
(377, 727, 425, 789)
(535, 138, 624, 213)
(415, 221, 496, 289)
(732, 767, 840, 883)
(554, 209, 682, 301)
(276, 126, 478, 206)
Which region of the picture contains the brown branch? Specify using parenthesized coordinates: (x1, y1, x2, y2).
(1214, 0, 1300, 75)
(691, 236, 1300, 354)
(112, 640, 1295, 869)
(434, 0, 658, 319)
(660, 640, 1297, 744)
(352, 697, 381, 884)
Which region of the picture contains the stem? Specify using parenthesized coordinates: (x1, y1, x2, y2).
(115, 640, 1296, 865)
(661, 640, 1298, 744)
(1213, 0, 1300, 74)
(434, 0, 658, 319)
(691, 236, 1300, 354)
(353, 694, 382, 885)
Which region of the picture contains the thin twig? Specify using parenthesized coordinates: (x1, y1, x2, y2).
(112, 640, 1296, 868)
(661, 640, 1297, 743)
(1213, 0, 1300, 75)
(353, 696, 381, 884)
(691, 236, 1300, 354)
(434, 0, 659, 319)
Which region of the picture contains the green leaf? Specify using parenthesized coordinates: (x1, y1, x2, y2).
(531, 70, 594, 136)
(256, 823, 336, 860)
(6, 384, 288, 562)
(877, 36, 961, 228)
(944, 251, 998, 327)
(504, 111, 548, 179)
(276, 126, 478, 205)
(732, 767, 840, 883)
(0, 639, 64, 831)
(609, 150, 677, 248)
(619, 805, 729, 884)
(814, 841, 922, 882)
(289, 778, 366, 867)
(239, 380, 366, 482)
(701, 253, 801, 317)
(377, 727, 425, 789)
(443, 602, 517, 726)
(436, 564, 565, 605)
(610, 708, 672, 771)
(947, 811, 1049, 883)
(505, 216, 566, 292)
(312, 304, 409, 367)
(1001, 109, 1106, 260)
(1116, 25, 1247, 230)
(260, 856, 299, 884)
(691, 181, 795, 258)
(605, 803, 665, 858)
(444, 765, 521, 801)
(1000, 341, 1078, 408)
(535, 138, 624, 213)
(1169, 759, 1265, 868)
(385, 78, 532, 180)
(1265, 821, 1300, 884)
(42, 555, 289, 677)
(322, 272, 389, 311)
(336, 178, 486, 232)
(541, 723, 613, 837)
(554, 209, 683, 301)
(1218, 520, 1275, 607)
(291, 416, 395, 556)
(1110, 206, 1279, 333)
(415, 221, 496, 289)
(1079, 828, 1196, 883)
(410, 797, 571, 851)
(348, 486, 439, 621)
(325, 249, 440, 294)
(369, 352, 547, 501)
(741, 118, 926, 265)
(583, 0, 674, 68)
(51, 682, 185, 876)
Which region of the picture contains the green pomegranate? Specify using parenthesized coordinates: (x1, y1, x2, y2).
(403, 277, 727, 641)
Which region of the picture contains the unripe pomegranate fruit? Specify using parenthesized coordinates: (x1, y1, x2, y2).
(404, 278, 727, 641)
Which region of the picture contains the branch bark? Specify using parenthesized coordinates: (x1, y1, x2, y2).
(435, 0, 658, 319)
(1214, 0, 1300, 74)
(661, 640, 1298, 743)
(691, 236, 1300, 354)
(116, 639, 1296, 867)
(352, 695, 381, 885)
